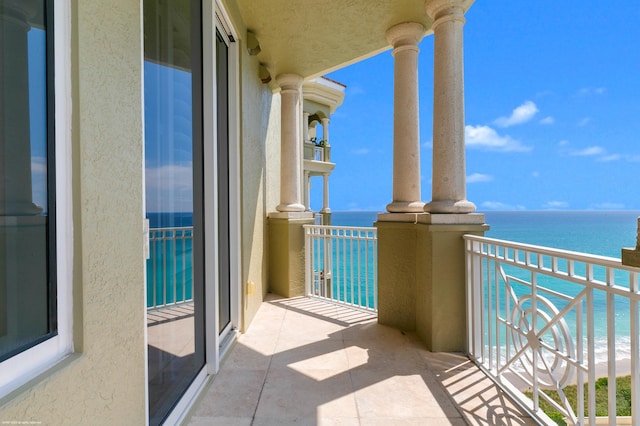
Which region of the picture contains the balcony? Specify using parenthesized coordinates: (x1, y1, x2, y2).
(149, 223, 640, 425)
(304, 141, 334, 175)
(186, 295, 535, 424)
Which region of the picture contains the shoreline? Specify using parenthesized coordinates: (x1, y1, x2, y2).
(506, 357, 635, 392)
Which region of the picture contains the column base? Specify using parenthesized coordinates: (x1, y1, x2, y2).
(386, 201, 425, 213)
(424, 199, 476, 214)
(622, 248, 640, 268)
(268, 213, 315, 298)
(276, 203, 306, 213)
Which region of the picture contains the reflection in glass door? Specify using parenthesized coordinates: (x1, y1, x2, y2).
(143, 1, 204, 424)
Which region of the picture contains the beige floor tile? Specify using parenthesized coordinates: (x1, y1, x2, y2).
(184, 297, 535, 425)
(188, 416, 253, 426)
(351, 368, 461, 419)
(222, 340, 273, 371)
(271, 337, 349, 372)
(235, 334, 279, 357)
(255, 367, 358, 420)
(360, 418, 469, 426)
(191, 370, 266, 418)
(252, 417, 360, 426)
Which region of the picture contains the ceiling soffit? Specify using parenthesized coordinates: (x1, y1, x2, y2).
(234, 0, 439, 78)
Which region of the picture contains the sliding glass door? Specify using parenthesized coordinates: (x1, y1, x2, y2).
(143, 1, 204, 424)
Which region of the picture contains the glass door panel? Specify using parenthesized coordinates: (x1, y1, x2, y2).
(144, 1, 204, 424)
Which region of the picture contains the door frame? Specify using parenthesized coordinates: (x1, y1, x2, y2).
(203, 0, 241, 375)
(150, 1, 241, 424)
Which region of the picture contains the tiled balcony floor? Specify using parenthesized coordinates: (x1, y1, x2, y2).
(187, 295, 536, 425)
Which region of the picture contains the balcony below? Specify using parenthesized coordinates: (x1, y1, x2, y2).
(186, 295, 535, 425)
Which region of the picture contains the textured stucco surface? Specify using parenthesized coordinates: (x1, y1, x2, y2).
(376, 221, 418, 331)
(238, 35, 281, 331)
(0, 0, 146, 423)
(268, 218, 313, 298)
(376, 219, 487, 352)
(415, 223, 487, 352)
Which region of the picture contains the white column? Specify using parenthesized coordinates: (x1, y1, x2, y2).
(0, 0, 43, 215)
(321, 173, 330, 213)
(276, 74, 305, 212)
(303, 112, 310, 142)
(321, 117, 330, 162)
(304, 171, 311, 211)
(385, 23, 425, 213)
(424, 0, 476, 213)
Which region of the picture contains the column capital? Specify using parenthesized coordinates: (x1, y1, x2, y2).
(426, 0, 468, 26)
(386, 22, 425, 50)
(276, 73, 303, 92)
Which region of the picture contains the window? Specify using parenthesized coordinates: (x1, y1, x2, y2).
(0, 0, 72, 395)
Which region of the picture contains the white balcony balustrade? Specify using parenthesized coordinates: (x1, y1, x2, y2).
(465, 234, 640, 425)
(147, 226, 194, 310)
(304, 225, 378, 312)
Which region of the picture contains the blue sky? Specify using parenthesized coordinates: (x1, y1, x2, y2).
(319, 1, 640, 212)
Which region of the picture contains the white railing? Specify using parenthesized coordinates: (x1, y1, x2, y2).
(464, 235, 640, 425)
(304, 225, 377, 312)
(313, 146, 324, 162)
(147, 226, 193, 309)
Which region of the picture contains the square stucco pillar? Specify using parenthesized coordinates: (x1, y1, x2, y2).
(376, 213, 488, 352)
(416, 214, 488, 352)
(375, 217, 420, 331)
(268, 212, 314, 298)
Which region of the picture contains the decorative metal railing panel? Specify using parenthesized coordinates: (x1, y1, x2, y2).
(304, 225, 377, 312)
(464, 235, 640, 425)
(147, 227, 193, 309)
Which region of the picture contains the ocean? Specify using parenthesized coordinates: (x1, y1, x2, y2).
(147, 210, 640, 363)
(330, 210, 640, 366)
(329, 210, 640, 258)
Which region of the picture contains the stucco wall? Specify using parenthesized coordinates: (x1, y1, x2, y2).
(0, 0, 147, 423)
(223, 0, 281, 331)
(238, 48, 280, 330)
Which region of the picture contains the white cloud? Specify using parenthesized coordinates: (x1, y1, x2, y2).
(532, 171, 540, 178)
(422, 140, 433, 148)
(480, 201, 526, 211)
(539, 116, 554, 125)
(577, 87, 607, 96)
(494, 101, 539, 127)
(568, 146, 640, 163)
(352, 148, 370, 155)
(31, 156, 48, 211)
(558, 140, 570, 147)
(145, 164, 193, 212)
(570, 146, 605, 156)
(543, 201, 569, 209)
(591, 202, 625, 210)
(347, 84, 366, 96)
(577, 117, 591, 127)
(465, 125, 532, 152)
(31, 156, 48, 174)
(467, 173, 493, 183)
(598, 154, 622, 162)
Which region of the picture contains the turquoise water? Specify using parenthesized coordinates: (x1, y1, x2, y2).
(330, 210, 639, 257)
(147, 210, 640, 359)
(330, 210, 640, 363)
